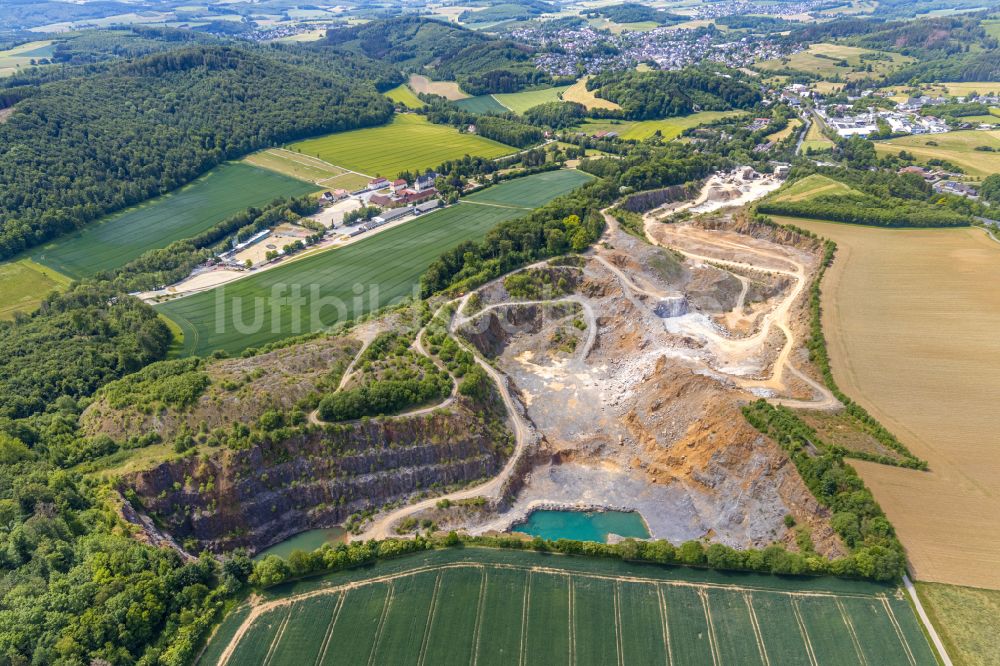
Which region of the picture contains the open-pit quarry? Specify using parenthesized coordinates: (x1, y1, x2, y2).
(357, 196, 846, 557)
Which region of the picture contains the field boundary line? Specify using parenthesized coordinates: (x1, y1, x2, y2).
(416, 572, 443, 666)
(743, 593, 771, 666)
(698, 589, 721, 666)
(212, 559, 900, 661)
(470, 569, 488, 666)
(791, 598, 819, 666)
(881, 596, 917, 666)
(904, 575, 953, 666)
(491, 94, 513, 112)
(459, 200, 533, 211)
(518, 571, 532, 666)
(261, 606, 291, 666)
(567, 575, 576, 666)
(656, 585, 673, 666)
(366, 582, 394, 666)
(835, 598, 868, 665)
(314, 592, 346, 666)
(613, 581, 625, 666)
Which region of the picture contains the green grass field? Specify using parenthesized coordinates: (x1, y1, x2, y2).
(0, 40, 55, 77)
(0, 258, 73, 320)
(575, 111, 748, 141)
(874, 130, 1000, 179)
(771, 173, 861, 203)
(288, 114, 516, 177)
(30, 163, 316, 279)
(453, 95, 511, 114)
(158, 170, 594, 356)
(801, 116, 836, 153)
(758, 42, 914, 81)
(494, 85, 571, 114)
(385, 84, 424, 109)
(199, 548, 938, 666)
(917, 581, 1000, 666)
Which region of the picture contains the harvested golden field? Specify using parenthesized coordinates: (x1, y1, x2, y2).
(764, 117, 801, 142)
(563, 76, 622, 111)
(874, 130, 1000, 179)
(917, 581, 1000, 666)
(786, 216, 1000, 590)
(408, 74, 468, 100)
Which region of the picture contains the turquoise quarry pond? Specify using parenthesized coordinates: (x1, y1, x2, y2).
(253, 527, 347, 560)
(513, 510, 650, 543)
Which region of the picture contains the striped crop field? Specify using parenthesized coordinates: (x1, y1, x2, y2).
(494, 85, 571, 114)
(199, 548, 939, 666)
(385, 84, 424, 109)
(453, 95, 511, 114)
(30, 163, 316, 279)
(158, 169, 594, 356)
(287, 114, 517, 177)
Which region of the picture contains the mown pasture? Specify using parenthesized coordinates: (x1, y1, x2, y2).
(758, 43, 914, 81)
(917, 581, 1000, 666)
(562, 76, 622, 111)
(244, 149, 372, 190)
(494, 85, 571, 114)
(385, 83, 424, 109)
(30, 163, 316, 279)
(765, 117, 802, 143)
(574, 110, 748, 141)
(288, 114, 517, 177)
(199, 548, 937, 666)
(800, 116, 836, 153)
(873, 130, 1000, 179)
(408, 74, 468, 100)
(158, 170, 594, 356)
(784, 216, 1000, 590)
(0, 40, 55, 77)
(0, 258, 72, 320)
(770, 173, 861, 203)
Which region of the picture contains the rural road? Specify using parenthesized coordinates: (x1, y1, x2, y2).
(352, 294, 537, 541)
(600, 203, 839, 411)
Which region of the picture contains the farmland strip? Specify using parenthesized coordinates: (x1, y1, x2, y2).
(613, 582, 625, 666)
(261, 607, 291, 666)
(366, 582, 394, 666)
(471, 569, 488, 666)
(743, 593, 771, 666)
(657, 585, 673, 666)
(791, 598, 819, 666)
(519, 571, 532, 666)
(416, 573, 443, 666)
(881, 597, 917, 666)
(315, 592, 346, 666)
(835, 598, 868, 665)
(699, 589, 721, 666)
(568, 575, 576, 666)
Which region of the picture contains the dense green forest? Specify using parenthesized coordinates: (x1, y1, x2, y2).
(322, 17, 555, 94)
(586, 3, 684, 25)
(588, 67, 762, 120)
(0, 44, 392, 260)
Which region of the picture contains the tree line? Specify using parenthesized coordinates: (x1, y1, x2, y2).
(0, 45, 393, 260)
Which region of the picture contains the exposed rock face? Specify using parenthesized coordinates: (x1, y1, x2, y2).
(122, 407, 509, 553)
(653, 296, 688, 318)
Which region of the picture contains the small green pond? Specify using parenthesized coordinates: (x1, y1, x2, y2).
(253, 527, 347, 561)
(513, 510, 650, 543)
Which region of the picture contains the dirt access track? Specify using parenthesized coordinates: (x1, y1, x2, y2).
(357, 200, 845, 555)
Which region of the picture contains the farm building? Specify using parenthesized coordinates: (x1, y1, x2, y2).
(373, 207, 412, 225)
(368, 177, 389, 190)
(414, 199, 441, 214)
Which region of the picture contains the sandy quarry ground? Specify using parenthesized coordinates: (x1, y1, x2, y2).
(360, 190, 847, 555)
(794, 219, 1000, 590)
(310, 198, 363, 229)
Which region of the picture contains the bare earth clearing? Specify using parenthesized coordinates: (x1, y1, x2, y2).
(792, 218, 1000, 590)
